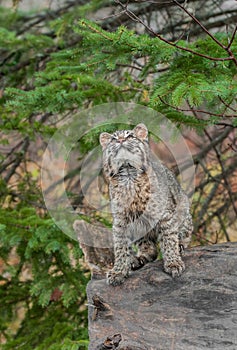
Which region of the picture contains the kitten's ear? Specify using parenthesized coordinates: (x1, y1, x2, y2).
(100, 132, 111, 150)
(133, 123, 148, 140)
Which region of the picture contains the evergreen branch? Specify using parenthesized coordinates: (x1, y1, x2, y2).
(158, 97, 237, 120)
(102, 3, 237, 43)
(218, 96, 237, 112)
(3, 37, 82, 75)
(226, 44, 237, 67)
(115, 0, 236, 63)
(80, 20, 114, 41)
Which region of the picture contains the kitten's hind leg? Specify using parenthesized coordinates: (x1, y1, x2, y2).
(130, 234, 158, 271)
(178, 212, 193, 255)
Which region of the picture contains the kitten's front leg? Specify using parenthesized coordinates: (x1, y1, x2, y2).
(107, 224, 131, 286)
(160, 232, 185, 278)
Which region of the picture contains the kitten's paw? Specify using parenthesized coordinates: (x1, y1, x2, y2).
(164, 258, 185, 278)
(130, 256, 147, 270)
(179, 244, 185, 255)
(106, 270, 128, 286)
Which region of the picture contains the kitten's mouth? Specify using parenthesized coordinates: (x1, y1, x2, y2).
(117, 143, 126, 149)
(119, 161, 135, 169)
(117, 143, 132, 152)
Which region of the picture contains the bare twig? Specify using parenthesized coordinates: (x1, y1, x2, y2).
(227, 24, 237, 49)
(195, 182, 219, 230)
(114, 0, 237, 64)
(218, 96, 237, 112)
(172, 0, 237, 65)
(158, 96, 237, 120)
(217, 213, 231, 241)
(4, 137, 30, 183)
(195, 157, 237, 191)
(204, 129, 237, 216)
(197, 193, 237, 232)
(173, 0, 225, 49)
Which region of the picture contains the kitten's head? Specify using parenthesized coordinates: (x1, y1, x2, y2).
(99, 123, 150, 179)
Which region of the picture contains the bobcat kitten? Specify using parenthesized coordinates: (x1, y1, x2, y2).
(100, 123, 192, 286)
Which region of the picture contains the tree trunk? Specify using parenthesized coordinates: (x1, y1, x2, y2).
(74, 221, 237, 350)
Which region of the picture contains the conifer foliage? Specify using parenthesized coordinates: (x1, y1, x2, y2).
(0, 1, 236, 349)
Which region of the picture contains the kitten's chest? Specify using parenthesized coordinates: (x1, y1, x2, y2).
(109, 174, 151, 216)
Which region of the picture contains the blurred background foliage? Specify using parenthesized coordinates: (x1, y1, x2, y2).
(0, 0, 237, 348)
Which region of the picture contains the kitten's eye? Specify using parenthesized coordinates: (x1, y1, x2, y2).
(126, 134, 134, 139)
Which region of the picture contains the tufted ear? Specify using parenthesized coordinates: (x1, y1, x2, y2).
(99, 132, 111, 150)
(133, 123, 148, 141)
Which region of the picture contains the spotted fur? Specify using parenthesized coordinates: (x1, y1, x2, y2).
(100, 123, 193, 286)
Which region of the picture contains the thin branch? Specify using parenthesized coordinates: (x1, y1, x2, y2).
(195, 182, 219, 228)
(43, 165, 82, 196)
(197, 193, 237, 232)
(114, 0, 236, 63)
(217, 212, 231, 242)
(195, 157, 237, 191)
(204, 129, 237, 216)
(158, 97, 237, 119)
(17, 0, 89, 35)
(218, 96, 237, 112)
(4, 137, 30, 183)
(172, 126, 233, 174)
(0, 139, 24, 171)
(172, 0, 226, 49)
(189, 106, 237, 218)
(227, 24, 237, 49)
(183, 4, 237, 66)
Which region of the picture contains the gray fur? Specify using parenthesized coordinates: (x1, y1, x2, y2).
(100, 123, 193, 286)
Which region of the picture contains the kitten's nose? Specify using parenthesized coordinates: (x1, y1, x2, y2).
(118, 138, 125, 143)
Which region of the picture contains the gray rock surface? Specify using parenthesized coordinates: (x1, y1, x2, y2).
(86, 243, 237, 350)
